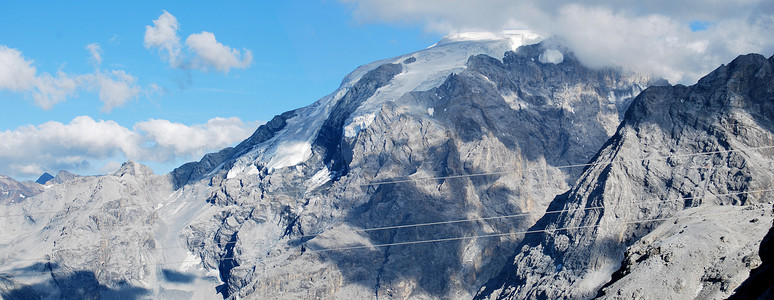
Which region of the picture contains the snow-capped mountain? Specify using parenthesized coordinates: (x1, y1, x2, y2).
(162, 30, 652, 299)
(7, 30, 771, 300)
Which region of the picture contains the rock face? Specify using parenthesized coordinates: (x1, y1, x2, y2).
(476, 54, 774, 299)
(184, 36, 653, 299)
(0, 32, 656, 299)
(45, 170, 80, 186)
(729, 220, 774, 299)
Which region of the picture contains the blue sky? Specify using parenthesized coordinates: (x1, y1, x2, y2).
(0, 1, 440, 126)
(1, 0, 771, 180)
(0, 1, 441, 179)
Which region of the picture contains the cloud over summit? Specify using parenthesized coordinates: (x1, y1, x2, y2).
(342, 0, 774, 84)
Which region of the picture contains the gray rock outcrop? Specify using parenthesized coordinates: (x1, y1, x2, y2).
(476, 53, 774, 299)
(14, 30, 758, 299)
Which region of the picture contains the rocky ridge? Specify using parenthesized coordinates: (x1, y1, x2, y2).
(180, 36, 654, 298)
(476, 53, 774, 299)
(2, 36, 772, 300)
(0, 175, 43, 205)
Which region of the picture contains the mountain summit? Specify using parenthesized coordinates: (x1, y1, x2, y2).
(35, 173, 54, 185)
(4, 35, 771, 299)
(163, 32, 652, 298)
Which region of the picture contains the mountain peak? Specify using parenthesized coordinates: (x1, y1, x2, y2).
(113, 160, 154, 178)
(35, 172, 54, 185)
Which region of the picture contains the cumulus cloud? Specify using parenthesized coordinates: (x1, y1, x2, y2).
(0, 117, 140, 177)
(0, 44, 142, 111)
(145, 11, 253, 73)
(0, 46, 38, 91)
(186, 32, 253, 72)
(0, 116, 261, 178)
(144, 10, 182, 66)
(341, 0, 774, 83)
(81, 70, 141, 112)
(0, 46, 79, 109)
(135, 117, 258, 159)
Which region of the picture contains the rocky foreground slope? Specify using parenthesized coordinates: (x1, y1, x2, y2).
(476, 53, 774, 299)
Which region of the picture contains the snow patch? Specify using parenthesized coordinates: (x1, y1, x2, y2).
(345, 30, 544, 127)
(266, 141, 312, 171)
(539, 49, 564, 64)
(427, 107, 434, 116)
(343, 113, 376, 138)
(306, 167, 331, 192)
(179, 251, 201, 271)
(228, 163, 262, 179)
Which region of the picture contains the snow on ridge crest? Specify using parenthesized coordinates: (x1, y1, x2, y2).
(341, 30, 545, 141)
(229, 29, 546, 177)
(435, 29, 544, 50)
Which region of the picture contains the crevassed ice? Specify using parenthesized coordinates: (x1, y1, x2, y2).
(341, 30, 545, 139)
(235, 30, 546, 174)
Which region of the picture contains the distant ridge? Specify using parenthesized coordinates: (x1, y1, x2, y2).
(47, 170, 79, 185)
(35, 172, 54, 185)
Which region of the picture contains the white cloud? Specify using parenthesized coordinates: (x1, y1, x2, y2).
(144, 10, 182, 66)
(86, 43, 102, 65)
(340, 0, 774, 84)
(134, 117, 259, 159)
(0, 116, 261, 178)
(0, 117, 141, 175)
(81, 70, 141, 112)
(99, 161, 124, 174)
(145, 11, 253, 73)
(30, 70, 79, 109)
(0, 45, 79, 109)
(186, 32, 252, 72)
(0, 44, 143, 111)
(0, 46, 38, 91)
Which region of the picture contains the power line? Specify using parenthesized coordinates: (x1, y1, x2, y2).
(360, 145, 774, 187)
(8, 186, 771, 261)
(1, 145, 772, 273)
(305, 188, 773, 236)
(2, 144, 770, 219)
(2, 188, 772, 268)
(2, 204, 769, 274)
(306, 206, 772, 253)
